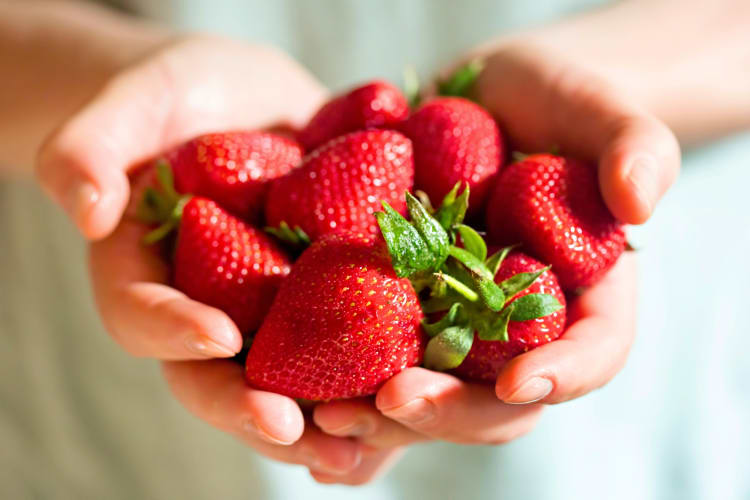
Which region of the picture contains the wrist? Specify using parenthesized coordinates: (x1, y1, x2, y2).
(0, 1, 172, 173)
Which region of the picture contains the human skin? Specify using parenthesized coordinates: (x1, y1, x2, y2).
(2, 0, 750, 487)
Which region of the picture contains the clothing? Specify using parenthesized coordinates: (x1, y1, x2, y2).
(1, 1, 748, 499)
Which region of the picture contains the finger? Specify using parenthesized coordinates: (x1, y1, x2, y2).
(375, 367, 543, 444)
(313, 398, 427, 449)
(541, 65, 680, 224)
(163, 360, 363, 474)
(89, 219, 243, 359)
(597, 114, 680, 224)
(35, 59, 174, 240)
(35, 40, 327, 241)
(496, 252, 637, 405)
(310, 448, 405, 486)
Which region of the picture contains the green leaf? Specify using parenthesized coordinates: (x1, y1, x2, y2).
(442, 259, 479, 293)
(475, 277, 506, 312)
(142, 219, 178, 245)
(405, 192, 450, 265)
(137, 187, 169, 223)
(155, 160, 179, 200)
(455, 224, 487, 261)
(137, 160, 183, 227)
(423, 325, 475, 371)
(422, 303, 464, 337)
(478, 305, 514, 342)
(484, 245, 517, 277)
(141, 194, 190, 245)
(434, 182, 469, 231)
(376, 199, 447, 278)
(509, 293, 563, 322)
(437, 59, 485, 98)
(265, 221, 310, 247)
(498, 266, 550, 301)
(376, 204, 426, 278)
(448, 246, 492, 280)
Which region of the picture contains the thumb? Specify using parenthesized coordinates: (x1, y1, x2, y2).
(597, 113, 681, 224)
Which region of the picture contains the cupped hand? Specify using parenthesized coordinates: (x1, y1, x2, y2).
(34, 35, 382, 477)
(312, 254, 634, 484)
(313, 43, 674, 484)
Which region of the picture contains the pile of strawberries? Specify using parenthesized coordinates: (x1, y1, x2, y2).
(139, 75, 626, 401)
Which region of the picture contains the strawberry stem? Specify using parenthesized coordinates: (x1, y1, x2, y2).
(264, 221, 311, 254)
(434, 272, 479, 302)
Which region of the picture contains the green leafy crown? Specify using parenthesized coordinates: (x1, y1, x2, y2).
(375, 184, 563, 371)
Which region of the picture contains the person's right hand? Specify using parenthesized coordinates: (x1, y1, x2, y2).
(35, 34, 391, 478)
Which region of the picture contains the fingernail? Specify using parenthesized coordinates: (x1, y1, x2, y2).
(323, 419, 374, 437)
(66, 181, 99, 222)
(503, 377, 553, 404)
(184, 335, 237, 358)
(626, 155, 658, 216)
(307, 451, 362, 476)
(381, 398, 436, 424)
(242, 418, 294, 446)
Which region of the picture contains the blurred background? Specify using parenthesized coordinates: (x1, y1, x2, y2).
(1, 1, 749, 499)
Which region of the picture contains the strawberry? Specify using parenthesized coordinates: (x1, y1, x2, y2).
(245, 233, 424, 400)
(265, 129, 414, 242)
(400, 97, 504, 217)
(375, 186, 564, 381)
(486, 154, 626, 291)
(168, 131, 303, 221)
(449, 251, 566, 383)
(297, 80, 409, 151)
(138, 164, 291, 334)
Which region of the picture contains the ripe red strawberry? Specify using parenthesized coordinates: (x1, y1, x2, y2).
(400, 97, 504, 217)
(265, 129, 414, 242)
(298, 80, 409, 151)
(138, 164, 291, 334)
(486, 154, 626, 291)
(169, 131, 302, 220)
(173, 197, 292, 333)
(245, 233, 424, 400)
(450, 252, 566, 383)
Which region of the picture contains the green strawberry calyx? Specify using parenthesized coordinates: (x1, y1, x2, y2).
(403, 57, 485, 110)
(375, 183, 563, 371)
(264, 221, 311, 250)
(437, 58, 485, 99)
(136, 160, 192, 245)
